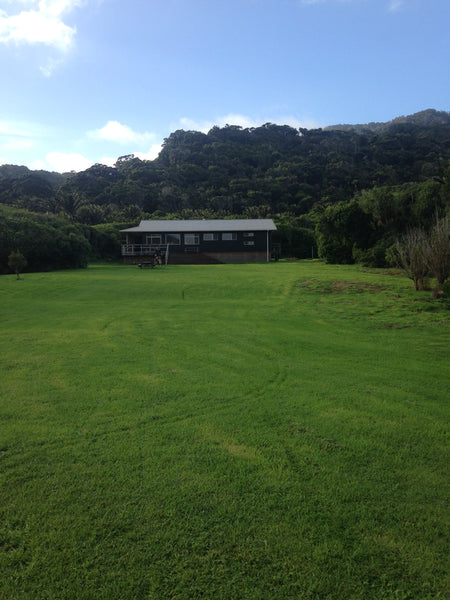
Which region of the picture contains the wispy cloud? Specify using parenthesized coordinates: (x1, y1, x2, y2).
(299, 0, 354, 5)
(0, 119, 38, 155)
(0, 119, 36, 138)
(388, 0, 405, 12)
(0, 0, 84, 74)
(299, 0, 409, 9)
(0, 118, 93, 172)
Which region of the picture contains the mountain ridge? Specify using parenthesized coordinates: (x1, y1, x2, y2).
(324, 108, 450, 133)
(0, 108, 449, 177)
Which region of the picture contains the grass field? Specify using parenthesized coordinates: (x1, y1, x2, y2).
(0, 261, 449, 599)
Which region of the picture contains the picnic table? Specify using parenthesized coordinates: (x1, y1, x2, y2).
(137, 253, 162, 268)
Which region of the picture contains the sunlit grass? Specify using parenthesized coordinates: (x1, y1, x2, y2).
(0, 262, 448, 599)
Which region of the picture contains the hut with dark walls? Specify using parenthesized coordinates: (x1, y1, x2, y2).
(121, 219, 277, 264)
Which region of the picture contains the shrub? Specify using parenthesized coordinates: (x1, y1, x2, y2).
(0, 205, 90, 273)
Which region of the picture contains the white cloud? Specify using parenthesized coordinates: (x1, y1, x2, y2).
(217, 113, 262, 129)
(178, 117, 213, 133)
(179, 114, 267, 133)
(29, 158, 47, 170)
(0, 9, 74, 50)
(98, 155, 116, 167)
(97, 145, 162, 165)
(45, 151, 93, 172)
(178, 113, 321, 133)
(0, 1, 82, 49)
(0, 0, 83, 73)
(39, 0, 83, 18)
(40, 144, 162, 173)
(90, 121, 156, 146)
(135, 144, 162, 161)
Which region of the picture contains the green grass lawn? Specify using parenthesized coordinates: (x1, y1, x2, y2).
(0, 261, 448, 599)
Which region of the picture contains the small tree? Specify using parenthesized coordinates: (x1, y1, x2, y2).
(395, 229, 429, 290)
(424, 214, 450, 291)
(8, 250, 27, 280)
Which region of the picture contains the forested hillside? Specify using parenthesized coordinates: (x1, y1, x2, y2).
(1, 109, 449, 270)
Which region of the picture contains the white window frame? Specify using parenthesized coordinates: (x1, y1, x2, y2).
(203, 233, 219, 241)
(243, 232, 254, 237)
(184, 233, 199, 245)
(146, 234, 162, 245)
(222, 232, 237, 241)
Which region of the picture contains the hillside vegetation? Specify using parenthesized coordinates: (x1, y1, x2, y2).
(0, 109, 449, 269)
(0, 262, 448, 599)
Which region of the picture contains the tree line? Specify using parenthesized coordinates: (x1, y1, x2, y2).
(0, 109, 449, 275)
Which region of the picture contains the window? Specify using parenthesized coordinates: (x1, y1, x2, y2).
(203, 233, 218, 241)
(244, 232, 254, 237)
(166, 233, 181, 245)
(222, 232, 237, 241)
(184, 233, 199, 245)
(147, 234, 162, 245)
(244, 241, 255, 246)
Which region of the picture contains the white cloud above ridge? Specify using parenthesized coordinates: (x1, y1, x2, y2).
(40, 144, 163, 172)
(178, 113, 321, 133)
(0, 112, 323, 173)
(90, 121, 156, 146)
(179, 114, 260, 133)
(0, 116, 164, 172)
(135, 144, 163, 161)
(45, 150, 93, 172)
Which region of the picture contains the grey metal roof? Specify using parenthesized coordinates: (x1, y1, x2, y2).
(121, 219, 277, 233)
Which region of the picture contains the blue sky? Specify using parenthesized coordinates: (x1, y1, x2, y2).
(0, 0, 448, 172)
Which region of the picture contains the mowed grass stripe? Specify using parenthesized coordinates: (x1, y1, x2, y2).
(0, 262, 448, 599)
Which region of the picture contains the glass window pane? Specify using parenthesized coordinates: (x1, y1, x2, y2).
(184, 234, 199, 245)
(222, 232, 237, 241)
(167, 233, 180, 244)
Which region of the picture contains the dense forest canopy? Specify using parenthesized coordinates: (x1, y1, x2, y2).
(0, 109, 449, 271)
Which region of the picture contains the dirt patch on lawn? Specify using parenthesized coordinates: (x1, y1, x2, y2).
(329, 281, 385, 293)
(299, 279, 385, 293)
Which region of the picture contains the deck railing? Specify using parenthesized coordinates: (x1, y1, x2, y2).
(121, 244, 167, 256)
